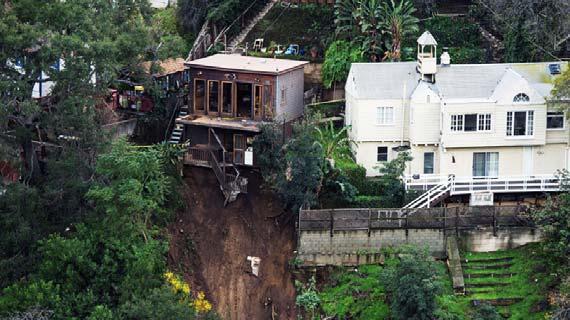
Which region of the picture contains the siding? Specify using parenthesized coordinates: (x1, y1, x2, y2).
(354, 141, 401, 177)
(352, 99, 408, 142)
(442, 102, 547, 148)
(275, 68, 305, 122)
(410, 102, 440, 144)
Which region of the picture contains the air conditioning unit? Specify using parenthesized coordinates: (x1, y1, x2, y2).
(244, 147, 253, 166)
(470, 191, 493, 206)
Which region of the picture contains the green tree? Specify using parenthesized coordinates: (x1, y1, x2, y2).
(380, 0, 419, 61)
(377, 151, 412, 207)
(314, 120, 353, 162)
(334, 0, 385, 61)
(322, 40, 363, 89)
(532, 174, 570, 267)
(295, 277, 321, 320)
(0, 142, 194, 319)
(382, 247, 442, 320)
(550, 65, 570, 110)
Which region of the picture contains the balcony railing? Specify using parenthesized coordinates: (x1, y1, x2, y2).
(405, 174, 563, 195)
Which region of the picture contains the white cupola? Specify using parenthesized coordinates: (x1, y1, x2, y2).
(417, 31, 438, 82)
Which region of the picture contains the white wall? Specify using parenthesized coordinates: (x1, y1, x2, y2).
(351, 98, 409, 143)
(275, 68, 305, 122)
(442, 102, 547, 148)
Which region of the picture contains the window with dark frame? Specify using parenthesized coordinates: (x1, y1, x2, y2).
(464, 114, 477, 131)
(507, 110, 534, 136)
(194, 79, 206, 112)
(423, 152, 434, 174)
(377, 146, 388, 162)
(547, 112, 564, 129)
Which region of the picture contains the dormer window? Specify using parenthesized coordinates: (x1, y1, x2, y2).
(513, 93, 530, 103)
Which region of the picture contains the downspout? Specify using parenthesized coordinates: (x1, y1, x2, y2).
(401, 81, 406, 146)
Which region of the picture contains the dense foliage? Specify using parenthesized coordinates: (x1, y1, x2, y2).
(470, 0, 570, 62)
(382, 247, 442, 319)
(322, 41, 364, 89)
(0, 141, 211, 319)
(334, 0, 418, 62)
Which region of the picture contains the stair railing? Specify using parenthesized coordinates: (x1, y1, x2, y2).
(164, 94, 183, 141)
(404, 175, 454, 209)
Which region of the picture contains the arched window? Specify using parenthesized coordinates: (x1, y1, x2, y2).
(513, 93, 530, 103)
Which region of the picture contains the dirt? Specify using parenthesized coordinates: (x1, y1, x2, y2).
(168, 167, 297, 320)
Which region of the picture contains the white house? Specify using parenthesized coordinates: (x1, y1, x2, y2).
(345, 31, 569, 207)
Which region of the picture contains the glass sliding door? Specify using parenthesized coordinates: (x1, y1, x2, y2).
(473, 152, 498, 177)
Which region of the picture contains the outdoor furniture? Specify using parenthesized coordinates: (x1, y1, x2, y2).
(253, 38, 264, 51)
(285, 44, 299, 55)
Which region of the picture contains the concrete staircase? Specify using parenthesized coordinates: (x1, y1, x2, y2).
(226, 0, 278, 53)
(168, 105, 188, 144)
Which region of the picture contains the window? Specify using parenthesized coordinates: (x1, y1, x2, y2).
(377, 147, 388, 162)
(221, 82, 233, 114)
(376, 107, 394, 125)
(423, 152, 434, 174)
(473, 152, 499, 177)
(513, 93, 530, 103)
(280, 88, 287, 106)
(507, 111, 534, 136)
(547, 112, 564, 129)
(451, 115, 463, 131)
(254, 85, 263, 118)
(194, 79, 205, 112)
(464, 114, 477, 131)
(478, 114, 492, 131)
(451, 114, 491, 132)
(208, 81, 219, 113)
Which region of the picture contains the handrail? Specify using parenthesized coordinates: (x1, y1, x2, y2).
(404, 175, 453, 209)
(164, 95, 183, 141)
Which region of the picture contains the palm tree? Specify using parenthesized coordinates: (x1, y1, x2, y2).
(381, 0, 419, 61)
(314, 119, 354, 164)
(334, 0, 385, 61)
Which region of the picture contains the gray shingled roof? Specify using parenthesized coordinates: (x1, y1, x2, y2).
(347, 61, 566, 100)
(347, 62, 419, 99)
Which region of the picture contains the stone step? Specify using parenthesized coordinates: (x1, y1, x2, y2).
(470, 298, 523, 307)
(464, 281, 511, 288)
(462, 263, 513, 270)
(463, 257, 514, 264)
(463, 272, 516, 279)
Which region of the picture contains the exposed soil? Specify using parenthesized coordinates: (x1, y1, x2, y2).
(168, 167, 297, 320)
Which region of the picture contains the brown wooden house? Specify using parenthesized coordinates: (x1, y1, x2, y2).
(178, 54, 307, 167)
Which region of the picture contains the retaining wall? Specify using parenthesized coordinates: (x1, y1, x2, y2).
(298, 228, 446, 266)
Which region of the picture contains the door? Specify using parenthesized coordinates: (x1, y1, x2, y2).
(473, 152, 499, 177)
(233, 134, 246, 165)
(523, 147, 533, 176)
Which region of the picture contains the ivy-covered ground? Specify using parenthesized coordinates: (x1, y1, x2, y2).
(313, 244, 556, 319)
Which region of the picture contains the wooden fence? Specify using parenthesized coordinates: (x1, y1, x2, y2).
(299, 206, 534, 235)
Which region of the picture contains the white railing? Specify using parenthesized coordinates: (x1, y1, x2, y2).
(451, 174, 561, 195)
(404, 174, 562, 195)
(404, 176, 453, 209)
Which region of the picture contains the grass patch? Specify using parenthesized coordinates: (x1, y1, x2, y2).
(459, 244, 556, 319)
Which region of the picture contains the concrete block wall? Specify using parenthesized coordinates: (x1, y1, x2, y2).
(298, 229, 446, 266)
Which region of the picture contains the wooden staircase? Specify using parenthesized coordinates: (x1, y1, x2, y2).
(226, 0, 278, 53)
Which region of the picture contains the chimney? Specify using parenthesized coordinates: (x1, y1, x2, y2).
(441, 47, 451, 66)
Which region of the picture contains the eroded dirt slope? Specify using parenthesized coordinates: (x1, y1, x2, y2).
(168, 167, 297, 320)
